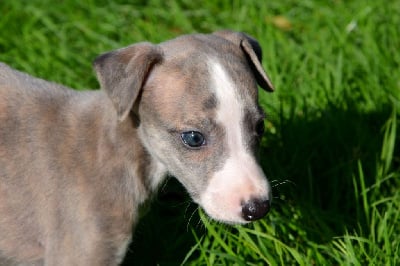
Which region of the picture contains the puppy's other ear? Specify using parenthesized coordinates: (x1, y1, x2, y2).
(94, 43, 163, 121)
(213, 30, 274, 92)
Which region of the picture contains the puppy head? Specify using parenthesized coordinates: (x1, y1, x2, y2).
(94, 31, 274, 224)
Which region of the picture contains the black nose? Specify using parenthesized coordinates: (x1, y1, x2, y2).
(241, 198, 270, 221)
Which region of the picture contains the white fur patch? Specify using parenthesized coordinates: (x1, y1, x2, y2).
(116, 236, 131, 264)
(199, 59, 271, 223)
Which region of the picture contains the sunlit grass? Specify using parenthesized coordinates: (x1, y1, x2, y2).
(1, 0, 399, 265)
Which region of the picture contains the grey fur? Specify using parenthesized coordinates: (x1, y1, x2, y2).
(0, 30, 273, 265)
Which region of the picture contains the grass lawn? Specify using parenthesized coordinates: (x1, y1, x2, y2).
(1, 0, 399, 265)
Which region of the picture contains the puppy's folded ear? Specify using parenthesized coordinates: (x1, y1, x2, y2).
(94, 43, 163, 121)
(213, 30, 274, 92)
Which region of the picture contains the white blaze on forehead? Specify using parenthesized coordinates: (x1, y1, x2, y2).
(210, 59, 244, 153)
(198, 59, 271, 223)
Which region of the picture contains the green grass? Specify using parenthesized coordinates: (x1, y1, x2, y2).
(1, 0, 399, 265)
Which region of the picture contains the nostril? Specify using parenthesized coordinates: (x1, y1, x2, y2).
(241, 198, 270, 221)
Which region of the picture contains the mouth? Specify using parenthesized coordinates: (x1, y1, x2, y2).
(194, 154, 272, 224)
(197, 190, 271, 224)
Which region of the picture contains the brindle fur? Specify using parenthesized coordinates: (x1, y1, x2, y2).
(0, 30, 273, 265)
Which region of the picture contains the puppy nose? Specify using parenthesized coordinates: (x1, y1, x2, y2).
(241, 198, 270, 221)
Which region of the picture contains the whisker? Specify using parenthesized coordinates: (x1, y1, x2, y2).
(159, 176, 172, 193)
(186, 205, 201, 232)
(271, 179, 296, 188)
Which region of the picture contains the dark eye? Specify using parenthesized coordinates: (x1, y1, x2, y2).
(181, 131, 206, 148)
(255, 120, 265, 137)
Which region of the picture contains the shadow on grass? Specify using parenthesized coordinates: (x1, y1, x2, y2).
(122, 100, 396, 265)
(261, 100, 396, 243)
(122, 178, 201, 266)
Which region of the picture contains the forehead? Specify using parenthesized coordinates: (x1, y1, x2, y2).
(160, 34, 259, 96)
(144, 36, 260, 122)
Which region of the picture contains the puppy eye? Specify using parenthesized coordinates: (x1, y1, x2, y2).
(181, 131, 206, 148)
(255, 120, 265, 137)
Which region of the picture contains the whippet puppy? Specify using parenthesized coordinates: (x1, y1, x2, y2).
(0, 30, 274, 265)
